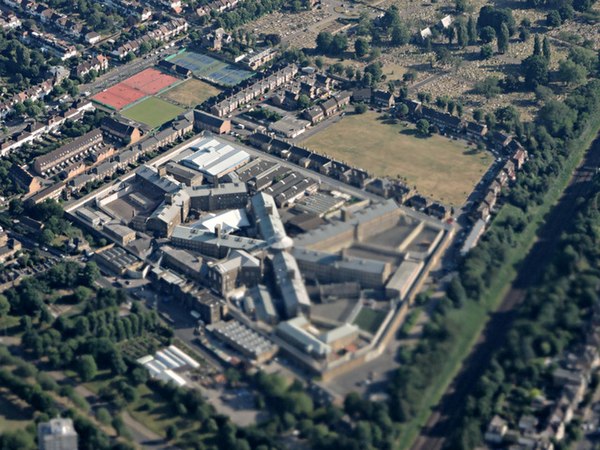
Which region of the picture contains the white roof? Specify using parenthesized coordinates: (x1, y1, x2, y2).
(180, 136, 249, 177)
(192, 208, 250, 234)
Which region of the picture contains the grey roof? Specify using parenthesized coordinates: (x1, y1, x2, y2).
(294, 200, 399, 248)
(185, 182, 247, 199)
(276, 316, 330, 357)
(172, 225, 266, 251)
(252, 284, 278, 322)
(250, 192, 292, 250)
(136, 165, 181, 194)
(272, 250, 310, 317)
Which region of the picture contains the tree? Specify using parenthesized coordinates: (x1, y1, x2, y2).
(0, 294, 9, 318)
(479, 26, 496, 44)
(539, 100, 577, 137)
(497, 23, 509, 54)
(316, 32, 333, 54)
(354, 37, 370, 58)
(574, 0, 593, 11)
(77, 354, 97, 382)
(81, 262, 100, 287)
(477, 6, 516, 35)
(475, 77, 502, 98)
(557, 60, 588, 86)
(330, 34, 348, 56)
(416, 119, 430, 136)
(473, 109, 484, 122)
(391, 23, 410, 46)
(297, 94, 310, 109)
(467, 16, 478, 44)
(521, 55, 549, 88)
(355, 104, 368, 114)
(533, 35, 542, 56)
(542, 37, 551, 61)
(480, 44, 494, 60)
(397, 103, 409, 117)
(345, 66, 355, 79)
(519, 27, 530, 42)
(382, 5, 401, 29)
(456, 0, 469, 12)
(546, 10, 562, 27)
(457, 23, 468, 48)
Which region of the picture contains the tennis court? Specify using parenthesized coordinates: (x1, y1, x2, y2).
(93, 84, 146, 110)
(123, 68, 180, 95)
(167, 51, 253, 87)
(92, 68, 180, 110)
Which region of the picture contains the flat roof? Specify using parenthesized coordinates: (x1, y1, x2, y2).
(180, 136, 250, 177)
(172, 225, 266, 251)
(294, 200, 400, 248)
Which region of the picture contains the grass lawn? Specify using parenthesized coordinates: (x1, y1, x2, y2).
(0, 389, 34, 432)
(160, 79, 221, 108)
(122, 97, 185, 129)
(353, 307, 387, 334)
(302, 111, 493, 207)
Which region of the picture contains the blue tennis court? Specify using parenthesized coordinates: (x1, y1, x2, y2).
(167, 51, 253, 87)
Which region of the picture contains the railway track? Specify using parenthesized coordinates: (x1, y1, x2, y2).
(410, 134, 600, 450)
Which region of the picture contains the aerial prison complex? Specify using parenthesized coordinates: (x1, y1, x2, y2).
(65, 132, 452, 378)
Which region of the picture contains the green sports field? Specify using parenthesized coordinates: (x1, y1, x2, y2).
(122, 97, 185, 129)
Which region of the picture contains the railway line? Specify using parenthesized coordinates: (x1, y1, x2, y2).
(410, 134, 600, 450)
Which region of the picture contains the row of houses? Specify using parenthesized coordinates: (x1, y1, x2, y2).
(74, 55, 109, 78)
(209, 65, 299, 117)
(247, 132, 370, 188)
(196, 0, 242, 18)
(485, 336, 600, 449)
(404, 100, 530, 157)
(0, 9, 21, 29)
(110, 18, 188, 59)
(3, 0, 90, 43)
(68, 112, 194, 196)
(20, 111, 192, 203)
(25, 30, 78, 60)
(97, 0, 153, 23)
(302, 91, 352, 124)
(0, 99, 95, 156)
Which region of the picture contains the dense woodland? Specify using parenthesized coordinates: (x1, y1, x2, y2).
(0, 31, 51, 92)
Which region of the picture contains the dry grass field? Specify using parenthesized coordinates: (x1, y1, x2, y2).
(160, 78, 221, 108)
(302, 111, 493, 206)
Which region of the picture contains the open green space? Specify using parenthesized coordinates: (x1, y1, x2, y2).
(395, 115, 600, 450)
(353, 307, 387, 334)
(302, 111, 493, 207)
(128, 384, 197, 438)
(122, 97, 185, 129)
(160, 78, 221, 108)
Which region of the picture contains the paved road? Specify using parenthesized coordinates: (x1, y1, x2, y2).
(410, 133, 600, 450)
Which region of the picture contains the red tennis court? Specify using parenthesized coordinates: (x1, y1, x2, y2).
(92, 84, 146, 110)
(92, 68, 180, 110)
(122, 68, 179, 95)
